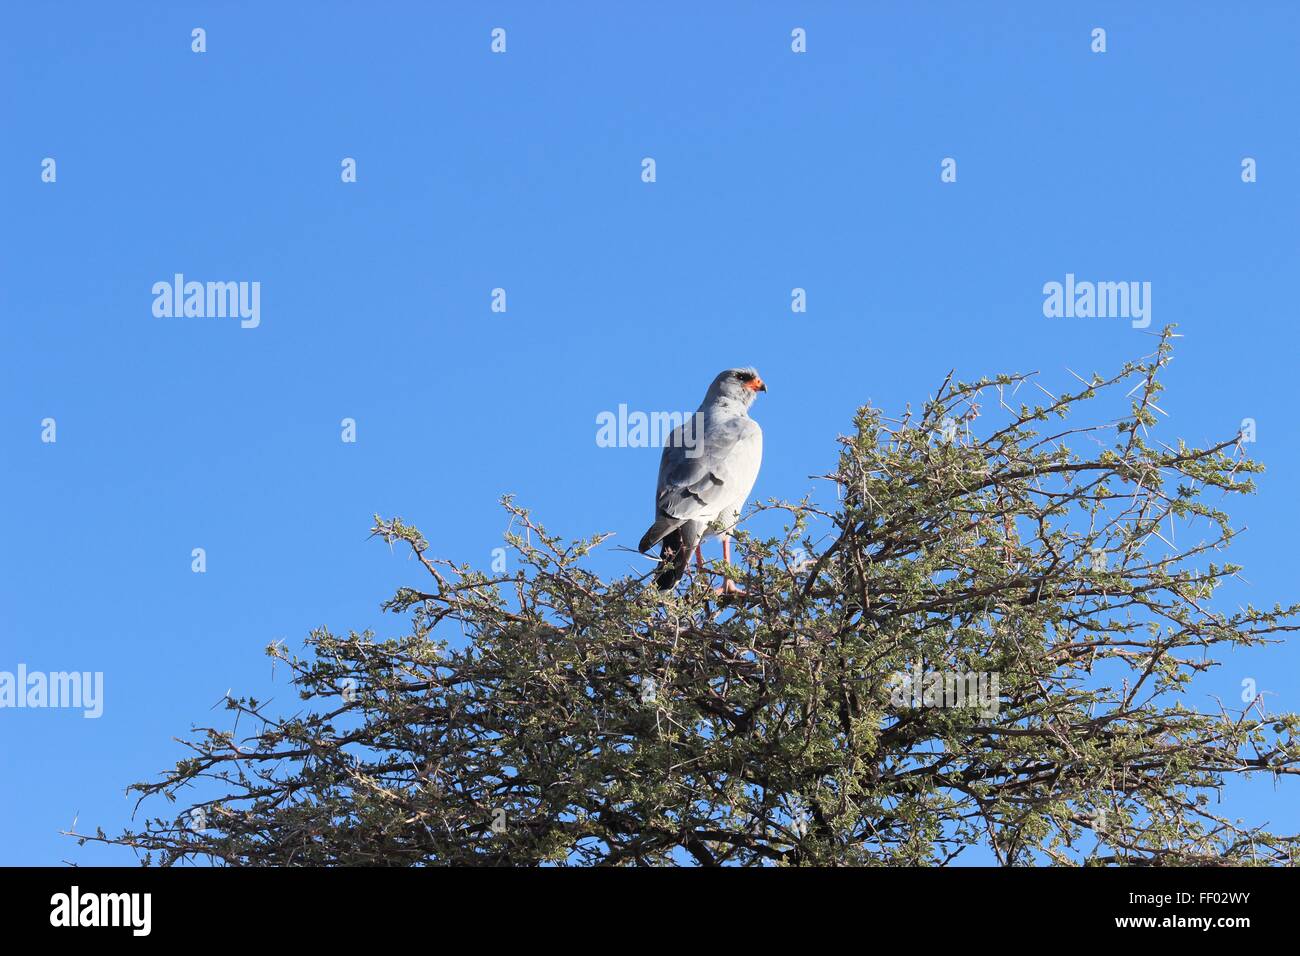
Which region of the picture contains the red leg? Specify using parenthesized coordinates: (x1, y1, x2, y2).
(719, 536, 745, 594)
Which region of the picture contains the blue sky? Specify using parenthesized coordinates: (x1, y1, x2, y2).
(2, 2, 1299, 864)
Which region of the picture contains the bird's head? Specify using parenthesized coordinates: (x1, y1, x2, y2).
(706, 367, 768, 408)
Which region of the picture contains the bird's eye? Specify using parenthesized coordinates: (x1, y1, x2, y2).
(735, 371, 751, 381)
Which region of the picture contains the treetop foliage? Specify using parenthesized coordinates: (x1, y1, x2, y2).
(78, 328, 1300, 866)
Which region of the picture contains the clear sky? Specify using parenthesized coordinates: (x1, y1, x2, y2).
(2, 2, 1299, 865)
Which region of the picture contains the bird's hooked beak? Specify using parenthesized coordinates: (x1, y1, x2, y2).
(745, 377, 767, 393)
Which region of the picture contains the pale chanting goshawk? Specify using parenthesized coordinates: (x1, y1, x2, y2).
(637, 368, 766, 591)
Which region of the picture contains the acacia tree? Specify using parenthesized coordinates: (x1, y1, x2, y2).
(79, 328, 1300, 865)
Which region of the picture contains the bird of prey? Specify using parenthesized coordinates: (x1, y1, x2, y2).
(638, 367, 766, 591)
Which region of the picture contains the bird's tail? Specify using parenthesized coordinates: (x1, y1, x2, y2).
(653, 528, 692, 590)
(638, 516, 680, 555)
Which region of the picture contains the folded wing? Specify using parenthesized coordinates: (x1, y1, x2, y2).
(650, 416, 762, 530)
